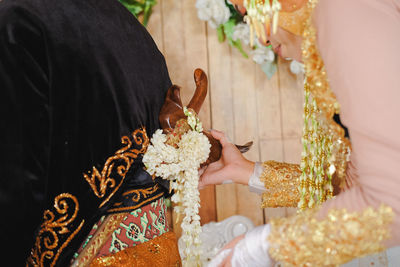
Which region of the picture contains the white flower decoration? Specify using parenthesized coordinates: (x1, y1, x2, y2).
(251, 46, 275, 65)
(232, 22, 250, 45)
(143, 107, 211, 266)
(195, 0, 231, 29)
(290, 60, 305, 74)
(195, 0, 303, 79)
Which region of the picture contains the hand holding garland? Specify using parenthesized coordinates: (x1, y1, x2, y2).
(199, 130, 255, 188)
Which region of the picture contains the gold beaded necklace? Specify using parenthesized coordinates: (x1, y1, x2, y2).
(298, 0, 351, 209)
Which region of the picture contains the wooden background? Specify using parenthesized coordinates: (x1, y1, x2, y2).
(146, 0, 304, 236)
(144, 2, 400, 265)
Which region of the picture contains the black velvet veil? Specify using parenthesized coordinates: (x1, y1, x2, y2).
(0, 0, 171, 265)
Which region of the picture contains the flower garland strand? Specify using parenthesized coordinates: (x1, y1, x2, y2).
(143, 107, 211, 266)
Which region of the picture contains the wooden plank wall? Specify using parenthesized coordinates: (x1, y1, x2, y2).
(147, 0, 304, 235)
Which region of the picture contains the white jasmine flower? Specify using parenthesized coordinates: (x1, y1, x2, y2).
(232, 23, 250, 45)
(195, 0, 231, 29)
(251, 45, 275, 65)
(290, 60, 305, 74)
(142, 106, 210, 266)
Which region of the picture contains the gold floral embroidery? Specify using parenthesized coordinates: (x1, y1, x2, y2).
(72, 213, 127, 267)
(27, 193, 85, 267)
(268, 205, 393, 266)
(123, 184, 160, 202)
(106, 184, 163, 213)
(260, 161, 301, 208)
(83, 128, 149, 208)
(89, 232, 181, 267)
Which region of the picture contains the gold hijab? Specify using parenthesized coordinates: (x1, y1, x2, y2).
(243, 0, 309, 42)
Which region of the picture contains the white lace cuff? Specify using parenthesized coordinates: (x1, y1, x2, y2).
(248, 161, 266, 194)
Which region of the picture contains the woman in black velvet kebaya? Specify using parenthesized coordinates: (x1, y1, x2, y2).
(0, 0, 181, 265)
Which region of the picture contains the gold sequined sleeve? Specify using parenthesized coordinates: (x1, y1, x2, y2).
(260, 161, 302, 208)
(267, 204, 393, 266)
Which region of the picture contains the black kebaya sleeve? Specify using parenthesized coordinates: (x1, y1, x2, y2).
(0, 4, 50, 263)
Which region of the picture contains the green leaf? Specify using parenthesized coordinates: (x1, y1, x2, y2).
(222, 18, 236, 40)
(142, 0, 157, 27)
(261, 61, 277, 79)
(229, 39, 248, 58)
(222, 18, 248, 58)
(118, 0, 157, 27)
(234, 40, 248, 58)
(119, 0, 143, 15)
(217, 25, 225, 43)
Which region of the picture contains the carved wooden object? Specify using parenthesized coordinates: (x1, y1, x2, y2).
(159, 68, 252, 165)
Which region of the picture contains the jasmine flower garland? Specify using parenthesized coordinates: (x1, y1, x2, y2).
(143, 107, 211, 266)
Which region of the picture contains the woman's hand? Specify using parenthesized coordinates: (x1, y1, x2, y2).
(210, 225, 275, 267)
(199, 130, 255, 188)
(208, 234, 245, 267)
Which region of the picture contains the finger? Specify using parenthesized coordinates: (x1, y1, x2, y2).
(221, 235, 244, 250)
(198, 165, 211, 190)
(207, 249, 232, 267)
(199, 163, 228, 187)
(198, 166, 207, 177)
(199, 170, 224, 187)
(199, 160, 223, 182)
(203, 160, 223, 173)
(220, 251, 233, 267)
(210, 130, 231, 147)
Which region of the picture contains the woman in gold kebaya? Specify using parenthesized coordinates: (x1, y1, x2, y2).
(201, 0, 400, 266)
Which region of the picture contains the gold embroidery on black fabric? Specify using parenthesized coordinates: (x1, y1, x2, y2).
(83, 128, 149, 208)
(107, 185, 162, 213)
(123, 184, 160, 202)
(27, 193, 85, 267)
